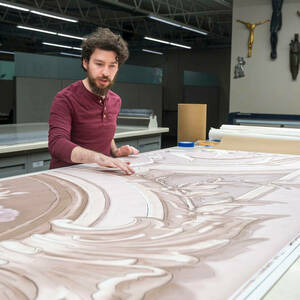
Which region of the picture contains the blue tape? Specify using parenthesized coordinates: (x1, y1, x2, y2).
(178, 141, 195, 147)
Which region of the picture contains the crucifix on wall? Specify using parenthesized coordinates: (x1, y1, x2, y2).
(237, 19, 270, 57)
(270, 0, 283, 60)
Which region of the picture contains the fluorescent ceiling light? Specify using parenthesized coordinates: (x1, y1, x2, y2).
(0, 2, 29, 12)
(149, 15, 180, 27)
(149, 14, 208, 36)
(181, 25, 208, 35)
(0, 1, 78, 23)
(43, 42, 72, 49)
(144, 36, 191, 50)
(17, 25, 56, 35)
(0, 50, 14, 55)
(142, 49, 163, 55)
(31, 10, 78, 23)
(42, 42, 82, 51)
(60, 52, 81, 58)
(144, 37, 169, 45)
(17, 25, 85, 43)
(170, 42, 191, 49)
(57, 33, 85, 40)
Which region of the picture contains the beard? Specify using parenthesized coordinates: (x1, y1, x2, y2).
(87, 74, 115, 96)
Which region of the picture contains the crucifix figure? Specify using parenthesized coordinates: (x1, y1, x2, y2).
(237, 19, 270, 57)
(290, 34, 300, 80)
(270, 0, 283, 60)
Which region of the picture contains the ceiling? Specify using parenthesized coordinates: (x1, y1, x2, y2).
(0, 0, 232, 57)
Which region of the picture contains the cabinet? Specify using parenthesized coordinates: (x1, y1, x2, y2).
(116, 134, 161, 153)
(0, 150, 51, 179)
(0, 155, 27, 178)
(0, 134, 162, 178)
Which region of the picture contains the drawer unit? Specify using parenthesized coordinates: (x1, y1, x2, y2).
(138, 136, 161, 153)
(116, 135, 161, 153)
(27, 152, 51, 173)
(115, 138, 138, 149)
(0, 155, 27, 178)
(0, 149, 50, 179)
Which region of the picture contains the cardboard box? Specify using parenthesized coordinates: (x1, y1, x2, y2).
(178, 104, 207, 142)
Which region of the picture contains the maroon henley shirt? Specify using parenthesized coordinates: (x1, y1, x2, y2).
(48, 80, 121, 169)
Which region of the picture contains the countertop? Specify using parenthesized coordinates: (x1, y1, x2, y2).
(0, 123, 169, 154)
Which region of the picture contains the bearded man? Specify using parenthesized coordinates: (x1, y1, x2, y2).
(48, 28, 138, 174)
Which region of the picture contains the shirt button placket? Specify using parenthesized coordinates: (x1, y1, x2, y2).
(99, 98, 104, 119)
(104, 106, 107, 119)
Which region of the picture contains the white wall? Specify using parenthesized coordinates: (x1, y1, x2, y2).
(230, 0, 300, 114)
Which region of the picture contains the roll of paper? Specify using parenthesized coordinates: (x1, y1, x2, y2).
(221, 124, 300, 137)
(209, 127, 300, 141)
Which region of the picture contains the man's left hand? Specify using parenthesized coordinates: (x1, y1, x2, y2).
(113, 145, 139, 157)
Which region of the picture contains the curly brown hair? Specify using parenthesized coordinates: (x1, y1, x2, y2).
(81, 27, 129, 71)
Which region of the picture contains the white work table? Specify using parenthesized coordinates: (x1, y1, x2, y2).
(0, 146, 299, 299)
(0, 123, 169, 178)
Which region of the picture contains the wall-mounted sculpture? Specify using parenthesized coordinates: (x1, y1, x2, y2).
(237, 19, 270, 57)
(270, 0, 283, 60)
(234, 57, 246, 79)
(289, 34, 300, 80)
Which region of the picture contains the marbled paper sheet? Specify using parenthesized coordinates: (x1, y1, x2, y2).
(0, 147, 300, 300)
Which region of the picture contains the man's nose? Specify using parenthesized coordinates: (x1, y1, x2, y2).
(102, 66, 110, 77)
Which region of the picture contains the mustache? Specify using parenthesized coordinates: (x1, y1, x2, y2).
(97, 76, 111, 82)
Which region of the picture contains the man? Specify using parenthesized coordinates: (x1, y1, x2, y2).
(48, 27, 139, 175)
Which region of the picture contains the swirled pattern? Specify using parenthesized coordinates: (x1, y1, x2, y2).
(1, 148, 300, 299)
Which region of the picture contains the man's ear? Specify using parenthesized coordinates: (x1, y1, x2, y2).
(82, 59, 88, 71)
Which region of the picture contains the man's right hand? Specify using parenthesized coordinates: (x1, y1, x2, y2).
(71, 146, 135, 175)
(95, 153, 135, 175)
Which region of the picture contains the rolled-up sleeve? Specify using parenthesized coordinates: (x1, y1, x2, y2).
(48, 93, 78, 164)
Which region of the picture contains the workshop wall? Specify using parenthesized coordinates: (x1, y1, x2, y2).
(6, 47, 230, 137)
(14, 52, 163, 124)
(0, 80, 14, 115)
(129, 48, 231, 140)
(0, 60, 14, 119)
(230, 0, 300, 114)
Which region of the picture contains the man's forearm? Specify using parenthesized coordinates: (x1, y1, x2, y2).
(71, 146, 101, 164)
(70, 145, 135, 175)
(110, 139, 118, 157)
